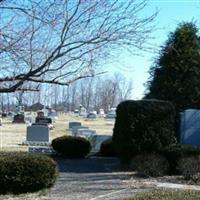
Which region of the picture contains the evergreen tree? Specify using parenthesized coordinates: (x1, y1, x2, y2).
(146, 22, 200, 111)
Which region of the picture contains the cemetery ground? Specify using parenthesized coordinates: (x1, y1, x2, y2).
(1, 113, 200, 199)
(0, 113, 113, 151)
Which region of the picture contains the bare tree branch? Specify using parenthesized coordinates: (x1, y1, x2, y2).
(0, 0, 157, 93)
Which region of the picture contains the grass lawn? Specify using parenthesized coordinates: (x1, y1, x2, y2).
(124, 189, 200, 200)
(0, 113, 114, 151)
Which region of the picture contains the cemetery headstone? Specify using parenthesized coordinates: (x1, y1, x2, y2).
(77, 129, 96, 138)
(74, 109, 79, 116)
(79, 107, 87, 117)
(69, 122, 81, 129)
(89, 135, 112, 152)
(71, 126, 89, 136)
(105, 112, 116, 119)
(28, 146, 54, 154)
(180, 109, 200, 147)
(42, 107, 49, 117)
(87, 112, 97, 119)
(26, 125, 49, 142)
(48, 111, 58, 121)
(12, 113, 25, 123)
(1, 112, 7, 118)
(99, 109, 105, 117)
(35, 117, 52, 124)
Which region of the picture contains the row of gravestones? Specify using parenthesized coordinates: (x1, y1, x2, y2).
(74, 108, 116, 120)
(69, 122, 111, 152)
(23, 120, 111, 153)
(22, 109, 200, 152)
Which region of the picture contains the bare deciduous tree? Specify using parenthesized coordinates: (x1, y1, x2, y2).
(0, 0, 156, 93)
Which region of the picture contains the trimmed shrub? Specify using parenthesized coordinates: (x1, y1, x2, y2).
(177, 156, 200, 183)
(100, 138, 117, 157)
(160, 144, 200, 174)
(130, 153, 169, 177)
(113, 99, 176, 164)
(0, 152, 57, 194)
(52, 135, 91, 158)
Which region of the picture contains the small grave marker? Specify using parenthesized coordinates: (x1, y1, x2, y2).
(69, 122, 81, 129)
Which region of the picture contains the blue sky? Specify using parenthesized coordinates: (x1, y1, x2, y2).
(110, 0, 200, 99)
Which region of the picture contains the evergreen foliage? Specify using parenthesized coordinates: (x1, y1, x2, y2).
(146, 22, 200, 111)
(52, 136, 91, 158)
(113, 100, 176, 164)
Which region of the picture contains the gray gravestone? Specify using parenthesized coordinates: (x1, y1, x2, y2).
(69, 122, 81, 129)
(77, 129, 96, 138)
(180, 109, 200, 147)
(87, 113, 97, 119)
(26, 125, 49, 142)
(89, 135, 112, 152)
(71, 126, 89, 136)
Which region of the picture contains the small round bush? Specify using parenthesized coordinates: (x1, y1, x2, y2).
(0, 152, 58, 194)
(160, 144, 200, 174)
(131, 153, 169, 177)
(52, 136, 91, 158)
(100, 138, 117, 157)
(177, 156, 200, 183)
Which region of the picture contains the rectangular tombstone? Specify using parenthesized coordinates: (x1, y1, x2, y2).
(69, 122, 81, 129)
(26, 125, 49, 142)
(77, 129, 96, 138)
(12, 114, 25, 123)
(71, 126, 88, 136)
(87, 113, 97, 119)
(180, 109, 200, 147)
(89, 135, 112, 152)
(35, 117, 52, 124)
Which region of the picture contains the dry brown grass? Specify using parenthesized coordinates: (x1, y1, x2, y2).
(0, 114, 114, 199)
(0, 190, 49, 200)
(0, 113, 114, 151)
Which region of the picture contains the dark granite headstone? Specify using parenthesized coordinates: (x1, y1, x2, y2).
(35, 117, 52, 124)
(69, 122, 81, 129)
(12, 114, 25, 123)
(87, 113, 97, 119)
(1, 112, 7, 118)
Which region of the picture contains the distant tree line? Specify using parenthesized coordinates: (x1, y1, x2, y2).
(0, 73, 133, 112)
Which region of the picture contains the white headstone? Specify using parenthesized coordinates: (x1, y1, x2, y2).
(99, 109, 105, 117)
(77, 129, 96, 138)
(180, 109, 200, 147)
(71, 126, 89, 136)
(79, 107, 87, 117)
(26, 125, 49, 142)
(89, 135, 112, 152)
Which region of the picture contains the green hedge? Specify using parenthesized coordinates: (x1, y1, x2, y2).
(160, 144, 200, 174)
(52, 136, 91, 158)
(100, 138, 117, 157)
(113, 99, 176, 164)
(0, 152, 57, 194)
